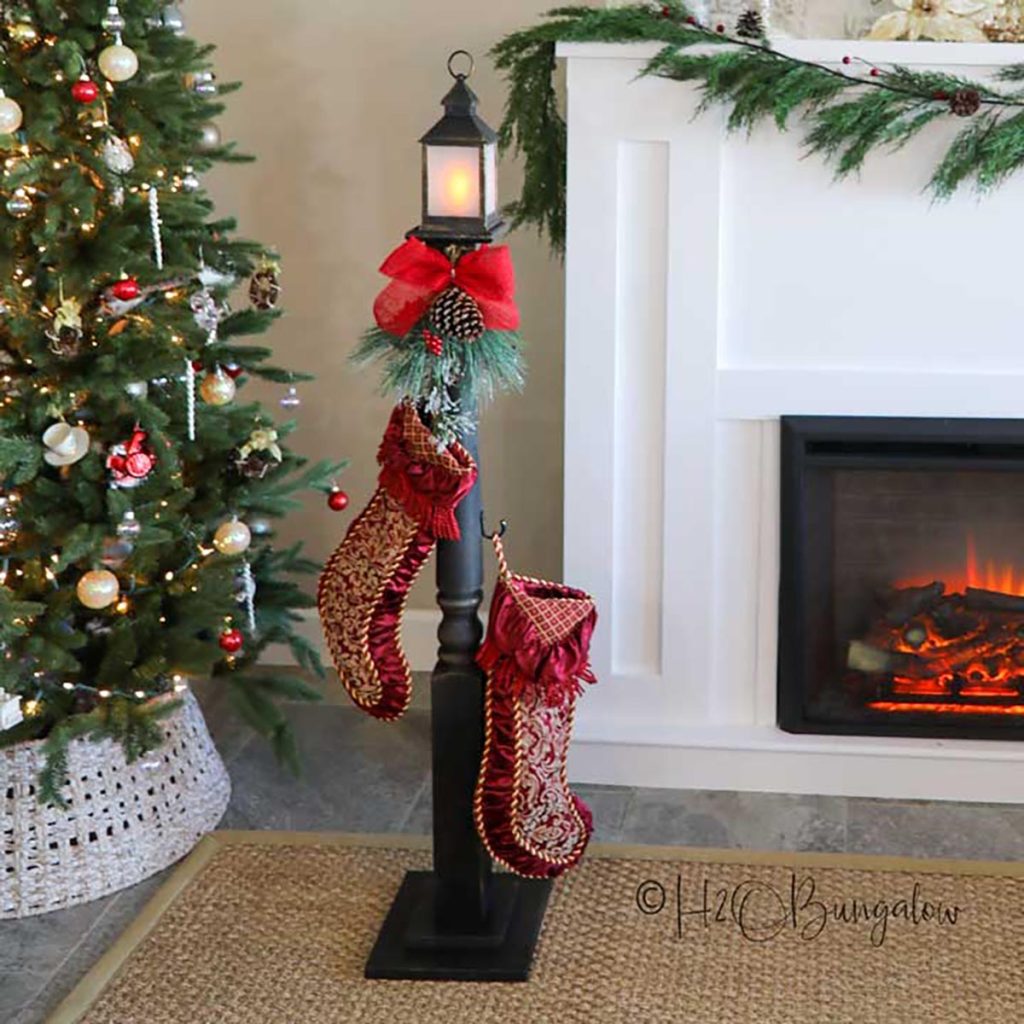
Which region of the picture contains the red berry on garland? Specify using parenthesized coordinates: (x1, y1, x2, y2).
(71, 77, 100, 104)
(660, 4, 672, 16)
(423, 328, 443, 357)
(219, 628, 244, 654)
(111, 277, 140, 301)
(870, 68, 881, 77)
(934, 90, 949, 101)
(327, 487, 349, 512)
(716, 23, 726, 32)
(842, 56, 852, 65)
(223, 363, 244, 379)
(191, 359, 204, 373)
(685, 15, 696, 24)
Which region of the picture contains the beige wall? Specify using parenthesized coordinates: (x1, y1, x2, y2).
(188, 1, 570, 608)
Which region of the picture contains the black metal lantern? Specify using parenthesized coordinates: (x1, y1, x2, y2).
(412, 51, 503, 245)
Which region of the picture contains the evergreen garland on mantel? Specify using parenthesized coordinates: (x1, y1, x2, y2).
(493, 2, 1024, 254)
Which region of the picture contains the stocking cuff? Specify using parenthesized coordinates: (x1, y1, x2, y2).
(477, 575, 597, 708)
(377, 403, 477, 541)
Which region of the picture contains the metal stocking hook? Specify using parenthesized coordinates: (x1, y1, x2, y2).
(480, 511, 508, 540)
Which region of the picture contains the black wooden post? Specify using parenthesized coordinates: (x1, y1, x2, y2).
(364, 394, 551, 981)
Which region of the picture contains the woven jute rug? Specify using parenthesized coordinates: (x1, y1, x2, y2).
(50, 831, 1024, 1024)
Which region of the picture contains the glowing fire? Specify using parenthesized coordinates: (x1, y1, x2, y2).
(895, 533, 1024, 598)
(856, 531, 1024, 717)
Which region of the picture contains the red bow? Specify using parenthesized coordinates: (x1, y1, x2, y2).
(373, 237, 519, 337)
(106, 429, 156, 483)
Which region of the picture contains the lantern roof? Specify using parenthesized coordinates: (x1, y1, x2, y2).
(420, 76, 497, 147)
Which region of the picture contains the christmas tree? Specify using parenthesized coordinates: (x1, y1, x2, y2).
(0, 1, 343, 803)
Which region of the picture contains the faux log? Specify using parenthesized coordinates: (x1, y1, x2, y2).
(965, 588, 1024, 615)
(880, 581, 945, 628)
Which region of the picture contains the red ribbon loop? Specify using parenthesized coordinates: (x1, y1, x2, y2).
(372, 237, 520, 337)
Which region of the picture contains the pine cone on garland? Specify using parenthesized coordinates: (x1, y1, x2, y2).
(429, 286, 486, 343)
(736, 8, 765, 38)
(950, 89, 981, 117)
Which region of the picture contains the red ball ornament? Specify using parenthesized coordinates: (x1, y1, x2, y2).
(219, 628, 244, 654)
(111, 277, 140, 301)
(328, 488, 349, 512)
(71, 78, 100, 104)
(223, 363, 244, 379)
(191, 359, 204, 373)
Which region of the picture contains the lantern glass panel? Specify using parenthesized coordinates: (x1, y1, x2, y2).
(483, 143, 497, 218)
(426, 144, 481, 219)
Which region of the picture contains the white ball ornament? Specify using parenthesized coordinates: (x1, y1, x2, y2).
(213, 519, 252, 557)
(99, 43, 139, 83)
(77, 569, 120, 610)
(200, 369, 236, 406)
(0, 94, 23, 135)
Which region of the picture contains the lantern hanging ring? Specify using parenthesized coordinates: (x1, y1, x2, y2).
(447, 50, 474, 81)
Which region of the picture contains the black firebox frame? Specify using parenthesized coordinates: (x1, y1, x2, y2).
(779, 415, 1024, 741)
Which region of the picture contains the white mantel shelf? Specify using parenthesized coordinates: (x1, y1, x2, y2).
(558, 36, 1024, 805)
(557, 38, 1024, 66)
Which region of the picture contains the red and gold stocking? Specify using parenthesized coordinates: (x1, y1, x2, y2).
(473, 537, 598, 879)
(317, 403, 477, 720)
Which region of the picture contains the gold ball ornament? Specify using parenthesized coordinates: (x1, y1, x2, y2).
(0, 94, 24, 135)
(98, 43, 139, 83)
(213, 519, 252, 556)
(8, 18, 40, 49)
(77, 569, 120, 610)
(200, 369, 235, 406)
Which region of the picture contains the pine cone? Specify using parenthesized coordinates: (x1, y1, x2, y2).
(736, 8, 764, 38)
(950, 89, 981, 117)
(429, 286, 485, 343)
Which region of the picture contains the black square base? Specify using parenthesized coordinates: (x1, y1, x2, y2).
(364, 871, 552, 982)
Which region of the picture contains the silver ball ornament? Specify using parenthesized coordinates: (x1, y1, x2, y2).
(6, 190, 32, 219)
(197, 122, 221, 152)
(124, 380, 149, 399)
(77, 569, 120, 610)
(101, 5, 126, 34)
(148, 7, 185, 35)
(117, 510, 142, 540)
(180, 167, 200, 193)
(279, 386, 301, 410)
(102, 136, 135, 175)
(213, 519, 252, 557)
(0, 95, 24, 135)
(249, 518, 274, 538)
(100, 537, 133, 570)
(99, 43, 139, 83)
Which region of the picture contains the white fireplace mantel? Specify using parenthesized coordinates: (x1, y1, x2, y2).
(560, 39, 1024, 803)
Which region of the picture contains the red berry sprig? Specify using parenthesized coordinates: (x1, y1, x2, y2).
(423, 329, 443, 357)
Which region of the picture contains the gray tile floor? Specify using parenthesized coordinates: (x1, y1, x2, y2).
(4, 678, 1024, 1023)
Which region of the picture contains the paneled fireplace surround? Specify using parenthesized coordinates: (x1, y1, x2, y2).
(559, 38, 1024, 803)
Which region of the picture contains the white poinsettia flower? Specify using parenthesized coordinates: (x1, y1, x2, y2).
(868, 0, 992, 41)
